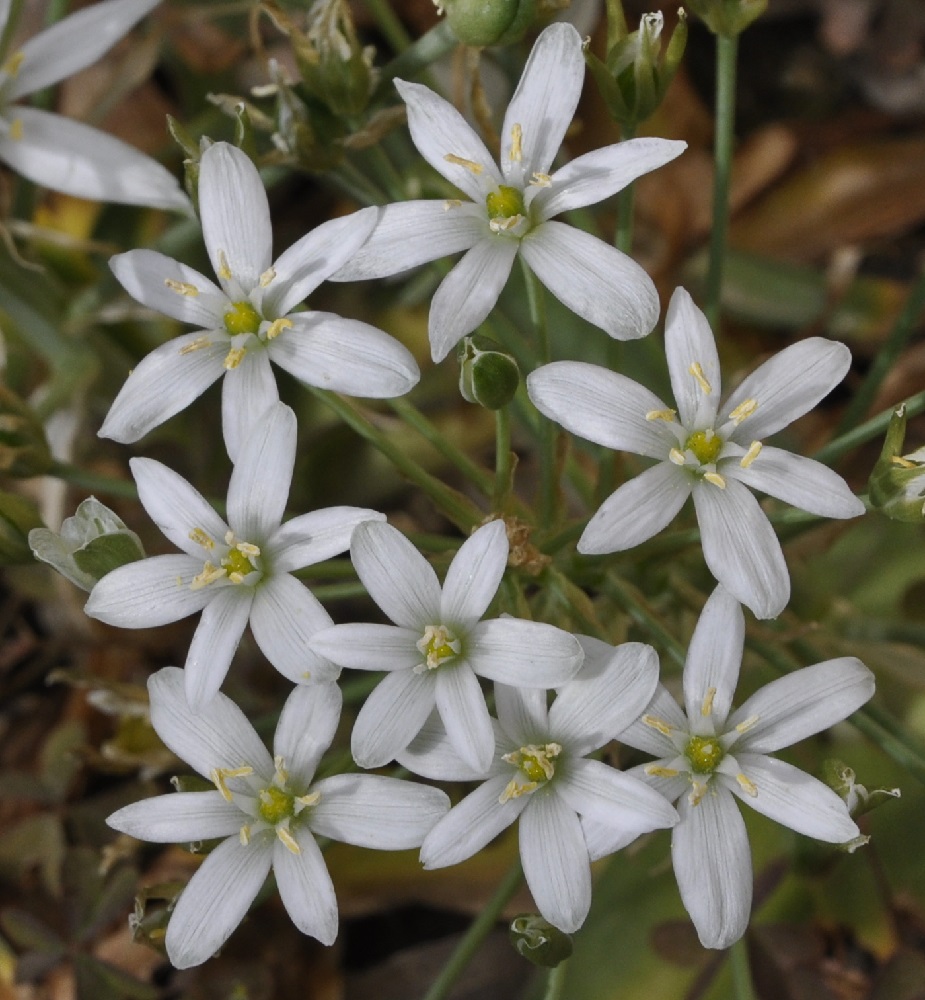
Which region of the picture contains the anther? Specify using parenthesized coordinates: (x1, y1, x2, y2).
(728, 398, 758, 425)
(259, 267, 276, 287)
(701, 687, 716, 717)
(210, 765, 254, 801)
(266, 318, 292, 340)
(510, 123, 523, 163)
(489, 216, 521, 233)
(688, 780, 709, 806)
(444, 153, 483, 174)
(2, 51, 24, 76)
(703, 472, 726, 489)
(645, 765, 680, 778)
(736, 773, 758, 797)
(642, 714, 674, 736)
(735, 715, 760, 734)
(277, 827, 301, 855)
(224, 346, 246, 370)
(239, 824, 251, 845)
(274, 756, 288, 784)
(669, 448, 686, 466)
(8, 118, 23, 141)
(189, 527, 215, 550)
(646, 408, 677, 422)
(164, 278, 199, 297)
(191, 563, 227, 590)
(217, 250, 233, 280)
(443, 199, 462, 210)
(179, 336, 213, 355)
(892, 456, 917, 468)
(529, 172, 552, 187)
(689, 362, 712, 395)
(740, 441, 762, 468)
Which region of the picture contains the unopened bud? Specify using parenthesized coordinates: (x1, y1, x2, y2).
(458, 335, 520, 409)
(868, 404, 925, 522)
(440, 0, 536, 48)
(686, 0, 766, 37)
(822, 759, 900, 819)
(509, 913, 573, 967)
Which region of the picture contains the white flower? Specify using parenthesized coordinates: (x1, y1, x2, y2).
(86, 402, 383, 709)
(400, 640, 679, 933)
(309, 518, 584, 772)
(107, 667, 449, 967)
(100, 141, 419, 460)
(0, 0, 189, 211)
(583, 585, 875, 949)
(332, 22, 686, 362)
(527, 286, 865, 619)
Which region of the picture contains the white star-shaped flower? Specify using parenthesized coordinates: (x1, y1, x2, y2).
(527, 286, 865, 619)
(0, 0, 189, 211)
(309, 518, 584, 772)
(100, 141, 419, 460)
(583, 585, 875, 949)
(332, 22, 686, 362)
(107, 667, 449, 968)
(86, 402, 383, 709)
(399, 639, 679, 933)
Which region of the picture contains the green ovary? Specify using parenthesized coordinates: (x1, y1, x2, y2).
(257, 785, 295, 825)
(224, 300, 262, 335)
(486, 185, 526, 221)
(684, 429, 723, 465)
(685, 735, 724, 774)
(222, 547, 255, 578)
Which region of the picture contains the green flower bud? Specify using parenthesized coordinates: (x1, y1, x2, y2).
(29, 497, 145, 591)
(509, 913, 573, 967)
(458, 335, 520, 409)
(686, 0, 766, 37)
(0, 384, 52, 478)
(868, 404, 925, 522)
(440, 0, 536, 48)
(0, 490, 44, 565)
(822, 759, 901, 820)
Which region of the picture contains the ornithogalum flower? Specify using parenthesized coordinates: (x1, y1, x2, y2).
(0, 0, 189, 211)
(583, 585, 875, 949)
(107, 668, 449, 967)
(527, 286, 865, 618)
(331, 21, 686, 362)
(100, 141, 419, 460)
(86, 402, 383, 709)
(309, 518, 584, 772)
(400, 640, 679, 932)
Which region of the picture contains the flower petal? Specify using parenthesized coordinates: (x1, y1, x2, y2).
(269, 312, 419, 398)
(440, 519, 507, 627)
(184, 587, 253, 711)
(435, 664, 495, 773)
(351, 669, 437, 768)
(466, 619, 583, 686)
(198, 142, 272, 295)
(166, 835, 272, 969)
(398, 711, 500, 782)
(273, 682, 343, 782)
(692, 477, 790, 620)
(672, 786, 752, 949)
(721, 338, 851, 441)
(495, 684, 548, 747)
(109, 250, 227, 326)
(107, 791, 244, 843)
(310, 773, 449, 848)
(557, 758, 678, 832)
(429, 237, 518, 362)
(220, 348, 280, 463)
(616, 684, 689, 757)
(273, 827, 338, 946)
(520, 222, 659, 341)
(527, 361, 675, 458)
(728, 658, 874, 754)
(664, 286, 721, 428)
(519, 792, 591, 933)
(578, 462, 691, 554)
(309, 623, 420, 672)
(84, 554, 209, 627)
(270, 507, 384, 574)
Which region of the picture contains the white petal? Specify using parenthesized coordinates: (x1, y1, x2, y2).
(351, 669, 437, 768)
(84, 555, 208, 627)
(664, 287, 721, 428)
(466, 619, 583, 686)
(682, 584, 744, 734)
(394, 78, 501, 201)
(199, 142, 272, 295)
(420, 776, 525, 868)
(107, 791, 244, 843)
(558, 758, 678, 831)
(11, 0, 159, 96)
(728, 657, 874, 754)
(98, 330, 227, 444)
(109, 250, 228, 327)
(309, 623, 420, 672)
(435, 664, 495, 773)
(269, 507, 385, 574)
(351, 521, 441, 629)
(273, 682, 343, 782)
(721, 338, 852, 441)
(495, 684, 548, 747)
(249, 576, 339, 685)
(220, 349, 279, 463)
(331, 200, 486, 281)
(521, 222, 659, 341)
(616, 684, 689, 757)
(519, 792, 591, 933)
(184, 586, 253, 711)
(533, 138, 687, 220)
(227, 402, 295, 542)
(130, 457, 229, 557)
(440, 519, 508, 627)
(429, 238, 518, 362)
(549, 640, 660, 755)
(147, 666, 274, 780)
(310, 773, 449, 848)
(527, 361, 675, 458)
(693, 478, 790, 620)
(273, 827, 338, 945)
(578, 462, 691, 554)
(268, 312, 419, 397)
(166, 836, 272, 969)
(0, 108, 190, 211)
(728, 447, 865, 519)
(725, 754, 859, 843)
(398, 711, 499, 782)
(501, 23, 584, 179)
(263, 207, 378, 317)
(672, 786, 752, 950)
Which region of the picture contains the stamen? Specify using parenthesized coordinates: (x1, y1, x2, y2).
(295, 791, 321, 809)
(689, 362, 712, 395)
(189, 527, 215, 550)
(276, 826, 301, 854)
(2, 51, 24, 76)
(645, 765, 680, 778)
(703, 472, 726, 489)
(642, 714, 674, 736)
(179, 336, 213, 355)
(688, 779, 709, 806)
(728, 398, 758, 425)
(239, 824, 251, 845)
(274, 755, 289, 784)
(739, 441, 762, 468)
(701, 687, 716, 717)
(191, 562, 227, 590)
(443, 199, 462, 210)
(734, 715, 760, 734)
(224, 346, 246, 370)
(444, 153, 483, 174)
(266, 318, 292, 340)
(510, 123, 523, 163)
(236, 541, 261, 558)
(210, 765, 254, 801)
(736, 773, 758, 797)
(646, 408, 677, 422)
(529, 172, 551, 187)
(8, 118, 23, 141)
(217, 250, 233, 280)
(416, 625, 461, 671)
(489, 216, 522, 233)
(259, 267, 276, 287)
(669, 448, 686, 465)
(892, 456, 917, 468)
(164, 278, 199, 297)
(499, 777, 537, 803)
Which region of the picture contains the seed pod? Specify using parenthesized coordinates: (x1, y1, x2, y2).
(441, 0, 536, 48)
(458, 334, 520, 410)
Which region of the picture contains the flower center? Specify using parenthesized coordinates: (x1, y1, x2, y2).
(499, 742, 562, 802)
(416, 624, 461, 671)
(257, 784, 295, 825)
(224, 300, 262, 335)
(189, 530, 262, 590)
(684, 428, 723, 465)
(684, 735, 724, 774)
(486, 185, 527, 234)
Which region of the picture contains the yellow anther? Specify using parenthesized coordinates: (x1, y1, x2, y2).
(510, 123, 523, 163)
(688, 780, 709, 806)
(189, 527, 215, 550)
(500, 743, 562, 802)
(236, 541, 261, 557)
(266, 318, 293, 340)
(735, 715, 760, 734)
(2, 51, 24, 77)
(499, 777, 538, 803)
(274, 755, 289, 784)
(703, 472, 726, 489)
(217, 250, 233, 280)
(164, 278, 199, 297)
(728, 398, 758, 425)
(277, 826, 301, 855)
(179, 336, 213, 355)
(646, 408, 677, 422)
(259, 267, 276, 287)
(8, 118, 23, 141)
(239, 824, 251, 845)
(489, 216, 521, 233)
(224, 346, 246, 370)
(739, 441, 762, 469)
(701, 686, 716, 717)
(210, 765, 254, 801)
(892, 455, 917, 469)
(444, 153, 484, 174)
(416, 624, 461, 670)
(736, 773, 758, 797)
(529, 172, 552, 187)
(296, 791, 321, 809)
(689, 362, 712, 395)
(642, 714, 674, 736)
(227, 572, 246, 585)
(443, 199, 462, 210)
(191, 563, 227, 590)
(645, 765, 680, 778)
(669, 448, 686, 466)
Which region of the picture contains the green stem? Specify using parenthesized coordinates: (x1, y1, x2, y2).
(543, 959, 570, 1000)
(814, 389, 925, 466)
(48, 461, 138, 499)
(377, 20, 458, 91)
(362, 0, 412, 52)
(604, 574, 686, 667)
(421, 860, 524, 1000)
(835, 271, 925, 435)
(494, 404, 513, 512)
(704, 33, 738, 332)
(730, 939, 757, 1000)
(0, 0, 25, 60)
(521, 258, 549, 364)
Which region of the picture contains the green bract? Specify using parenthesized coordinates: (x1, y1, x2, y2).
(868, 404, 925, 522)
